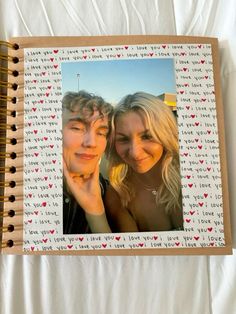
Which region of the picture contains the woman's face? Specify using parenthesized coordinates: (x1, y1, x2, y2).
(114, 111, 164, 173)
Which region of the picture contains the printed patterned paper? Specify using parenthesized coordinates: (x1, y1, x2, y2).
(23, 43, 225, 252)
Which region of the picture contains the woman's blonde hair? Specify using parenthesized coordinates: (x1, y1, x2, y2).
(107, 92, 181, 214)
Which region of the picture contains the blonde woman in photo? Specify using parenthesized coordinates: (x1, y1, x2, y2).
(105, 92, 183, 232)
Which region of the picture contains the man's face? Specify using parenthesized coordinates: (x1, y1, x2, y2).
(63, 110, 109, 176)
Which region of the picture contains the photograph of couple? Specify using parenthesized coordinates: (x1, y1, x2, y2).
(62, 58, 183, 234)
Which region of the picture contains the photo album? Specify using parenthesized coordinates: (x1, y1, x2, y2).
(0, 35, 232, 255)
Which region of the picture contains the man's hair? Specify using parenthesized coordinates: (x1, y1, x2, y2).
(62, 90, 113, 127)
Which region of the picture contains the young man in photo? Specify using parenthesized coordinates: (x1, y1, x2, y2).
(62, 91, 113, 234)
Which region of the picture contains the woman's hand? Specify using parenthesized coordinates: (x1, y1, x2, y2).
(63, 159, 105, 216)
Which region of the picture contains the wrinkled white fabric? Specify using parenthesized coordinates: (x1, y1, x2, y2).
(0, 1, 235, 313)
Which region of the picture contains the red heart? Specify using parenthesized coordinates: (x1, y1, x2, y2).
(195, 122, 200, 126)
(200, 60, 205, 64)
(191, 114, 195, 118)
(51, 115, 56, 119)
(49, 184, 53, 188)
(48, 86, 52, 89)
(34, 153, 39, 157)
(50, 230, 55, 234)
(198, 145, 202, 149)
(42, 72, 46, 76)
(208, 227, 213, 232)
(28, 194, 32, 198)
(52, 160, 56, 164)
(42, 202, 47, 207)
(102, 244, 107, 248)
(50, 58, 54, 62)
(162, 45, 167, 49)
(199, 202, 204, 207)
(34, 130, 38, 134)
(186, 175, 191, 179)
(35, 168, 39, 172)
(186, 219, 191, 223)
(117, 54, 121, 58)
(209, 243, 214, 246)
(186, 106, 190, 110)
(183, 67, 188, 71)
(28, 219, 32, 223)
(50, 145, 54, 148)
(190, 211, 195, 215)
(199, 160, 204, 164)
(32, 108, 37, 112)
(201, 98, 206, 102)
(33, 80, 37, 83)
(79, 237, 84, 242)
(188, 184, 193, 188)
(153, 236, 158, 240)
(204, 193, 208, 198)
(34, 211, 39, 215)
(44, 137, 48, 141)
(149, 53, 154, 57)
(115, 236, 121, 241)
(207, 167, 211, 171)
(31, 246, 35, 251)
(194, 236, 199, 241)
(175, 242, 180, 246)
(44, 176, 48, 181)
(53, 65, 58, 69)
(124, 46, 128, 49)
(45, 93, 50, 97)
(53, 50, 59, 54)
(180, 91, 184, 94)
(39, 100, 44, 104)
(138, 243, 144, 247)
(42, 239, 48, 243)
(91, 48, 95, 52)
(83, 55, 87, 59)
(205, 76, 208, 79)
(67, 245, 73, 249)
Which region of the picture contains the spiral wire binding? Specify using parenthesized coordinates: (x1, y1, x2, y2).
(0, 40, 20, 250)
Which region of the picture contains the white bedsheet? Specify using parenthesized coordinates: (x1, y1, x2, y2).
(0, 1, 235, 313)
